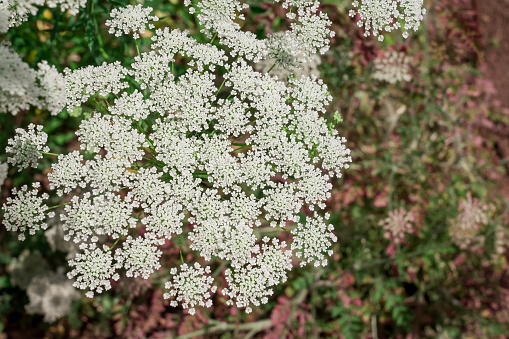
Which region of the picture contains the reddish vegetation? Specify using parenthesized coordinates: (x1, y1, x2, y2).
(476, 0, 509, 201)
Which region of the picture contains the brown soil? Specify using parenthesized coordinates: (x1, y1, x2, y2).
(475, 0, 509, 201)
(476, 0, 509, 110)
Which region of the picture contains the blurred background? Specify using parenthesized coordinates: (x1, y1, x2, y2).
(1, 0, 509, 337)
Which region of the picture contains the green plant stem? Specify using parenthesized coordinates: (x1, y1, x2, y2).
(41, 152, 59, 157)
(209, 32, 217, 44)
(46, 200, 72, 210)
(216, 78, 227, 96)
(267, 62, 277, 74)
(108, 237, 122, 252)
(179, 235, 184, 264)
(135, 40, 140, 56)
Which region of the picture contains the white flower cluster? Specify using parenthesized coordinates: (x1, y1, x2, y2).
(67, 246, 120, 298)
(291, 213, 336, 266)
(0, 0, 86, 31)
(26, 269, 80, 322)
(164, 263, 217, 315)
(349, 0, 426, 41)
(188, 0, 334, 64)
(36, 60, 66, 115)
(0, 42, 40, 114)
(8, 250, 80, 322)
(379, 207, 415, 244)
(449, 193, 488, 249)
(456, 192, 488, 230)
(6, 123, 49, 170)
(223, 238, 292, 313)
(0, 44, 66, 115)
(3, 0, 352, 314)
(372, 51, 411, 84)
(2, 182, 54, 241)
(105, 4, 159, 39)
(8, 250, 50, 289)
(64, 61, 129, 109)
(254, 53, 322, 83)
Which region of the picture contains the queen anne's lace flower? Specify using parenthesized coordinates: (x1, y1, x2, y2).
(36, 60, 66, 115)
(0, 43, 41, 114)
(222, 239, 292, 313)
(456, 192, 488, 230)
(76, 113, 148, 164)
(8, 250, 50, 289)
(164, 263, 217, 315)
(2, 182, 54, 241)
(372, 51, 412, 84)
(108, 90, 153, 120)
(6, 123, 49, 170)
(64, 61, 129, 109)
(379, 207, 415, 244)
(1, 0, 86, 31)
(106, 4, 159, 39)
(67, 245, 120, 298)
(141, 200, 186, 239)
(60, 192, 137, 243)
(0, 44, 66, 115)
(48, 151, 87, 196)
(4, 0, 352, 314)
(25, 269, 80, 322)
(349, 0, 426, 41)
(291, 213, 337, 267)
(114, 235, 163, 279)
(449, 193, 488, 249)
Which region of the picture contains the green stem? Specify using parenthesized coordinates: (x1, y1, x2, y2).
(216, 78, 227, 96)
(179, 235, 184, 264)
(280, 226, 291, 233)
(209, 32, 218, 44)
(142, 156, 164, 167)
(216, 56, 239, 97)
(108, 237, 122, 252)
(267, 63, 277, 74)
(46, 201, 72, 210)
(41, 152, 59, 157)
(135, 40, 140, 56)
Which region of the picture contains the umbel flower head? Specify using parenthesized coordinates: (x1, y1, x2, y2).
(105, 4, 159, 39)
(449, 193, 488, 249)
(0, 0, 86, 31)
(372, 50, 412, 84)
(25, 268, 80, 323)
(2, 0, 351, 314)
(6, 123, 50, 170)
(2, 182, 54, 241)
(349, 0, 426, 41)
(0, 43, 66, 115)
(379, 207, 415, 244)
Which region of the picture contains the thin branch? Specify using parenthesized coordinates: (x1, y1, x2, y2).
(173, 319, 273, 339)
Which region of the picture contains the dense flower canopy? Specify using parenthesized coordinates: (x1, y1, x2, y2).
(2, 0, 352, 314)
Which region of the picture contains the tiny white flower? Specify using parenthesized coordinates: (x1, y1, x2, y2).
(6, 124, 49, 170)
(106, 4, 159, 39)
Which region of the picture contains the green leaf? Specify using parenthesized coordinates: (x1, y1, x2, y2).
(69, 106, 83, 117)
(0, 277, 10, 290)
